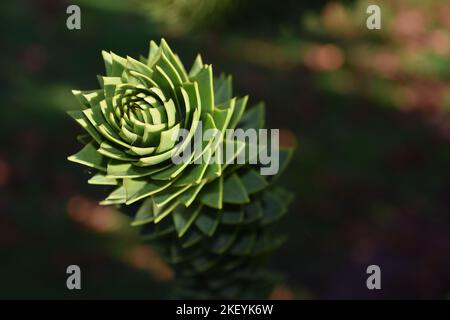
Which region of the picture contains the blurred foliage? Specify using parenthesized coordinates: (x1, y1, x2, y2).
(302, 0, 450, 138)
(131, 0, 235, 36)
(0, 0, 449, 299)
(215, 0, 450, 137)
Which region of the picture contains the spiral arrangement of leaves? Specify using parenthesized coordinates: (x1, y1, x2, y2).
(68, 39, 295, 299)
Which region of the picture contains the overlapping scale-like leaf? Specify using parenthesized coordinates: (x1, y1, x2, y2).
(68, 39, 295, 299)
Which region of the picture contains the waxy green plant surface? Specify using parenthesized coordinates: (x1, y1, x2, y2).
(68, 39, 295, 298)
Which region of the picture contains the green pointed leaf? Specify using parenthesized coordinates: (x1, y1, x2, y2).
(173, 150, 211, 187)
(243, 200, 263, 224)
(189, 54, 203, 78)
(260, 192, 287, 226)
(68, 110, 103, 145)
(76, 134, 91, 145)
(109, 51, 127, 77)
(210, 230, 237, 254)
(126, 55, 154, 77)
(123, 178, 172, 204)
(180, 228, 204, 248)
(98, 141, 136, 161)
(107, 160, 168, 178)
(195, 209, 220, 236)
(135, 148, 174, 166)
(239, 168, 268, 194)
(223, 173, 250, 204)
(147, 40, 160, 66)
(88, 173, 118, 185)
(160, 38, 188, 81)
(199, 176, 223, 209)
(238, 102, 265, 130)
(141, 215, 175, 240)
(221, 209, 244, 225)
(178, 180, 207, 207)
(269, 147, 294, 183)
(100, 185, 126, 205)
(191, 65, 214, 114)
(68, 142, 107, 171)
(231, 232, 257, 255)
(153, 200, 180, 223)
(228, 96, 248, 129)
(203, 161, 221, 180)
(131, 198, 155, 226)
(155, 123, 180, 154)
(153, 184, 192, 208)
(214, 74, 232, 105)
(173, 205, 202, 237)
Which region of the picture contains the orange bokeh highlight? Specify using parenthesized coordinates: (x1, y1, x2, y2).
(128, 245, 174, 282)
(304, 44, 344, 71)
(67, 195, 120, 233)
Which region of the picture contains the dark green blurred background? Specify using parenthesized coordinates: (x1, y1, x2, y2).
(1, 0, 449, 299)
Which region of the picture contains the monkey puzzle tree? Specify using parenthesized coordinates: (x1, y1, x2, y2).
(68, 39, 295, 299)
